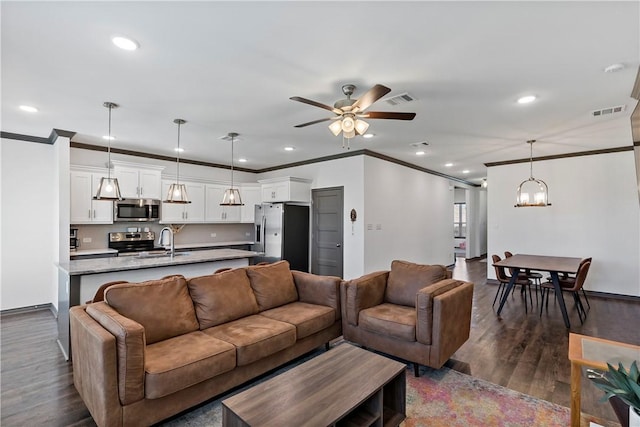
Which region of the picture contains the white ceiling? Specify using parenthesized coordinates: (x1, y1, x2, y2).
(2, 1, 639, 184)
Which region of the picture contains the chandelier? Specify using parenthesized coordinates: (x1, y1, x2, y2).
(515, 140, 551, 207)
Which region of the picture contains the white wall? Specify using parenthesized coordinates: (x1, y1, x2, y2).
(362, 156, 453, 271)
(257, 156, 365, 279)
(487, 151, 640, 296)
(1, 139, 58, 310)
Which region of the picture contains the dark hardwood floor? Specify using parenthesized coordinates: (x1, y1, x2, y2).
(1, 257, 638, 426)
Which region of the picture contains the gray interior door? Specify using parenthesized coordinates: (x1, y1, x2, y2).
(311, 187, 343, 277)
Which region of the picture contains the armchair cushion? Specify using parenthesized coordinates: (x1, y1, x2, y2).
(246, 261, 298, 311)
(385, 260, 449, 307)
(359, 303, 416, 341)
(188, 268, 259, 329)
(104, 275, 199, 345)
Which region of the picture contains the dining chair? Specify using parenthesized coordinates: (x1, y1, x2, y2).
(504, 251, 543, 303)
(492, 254, 533, 312)
(546, 257, 592, 310)
(540, 260, 591, 324)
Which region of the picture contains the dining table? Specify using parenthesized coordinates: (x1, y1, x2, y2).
(493, 254, 583, 328)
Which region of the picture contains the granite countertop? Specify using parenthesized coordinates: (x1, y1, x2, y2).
(70, 248, 118, 256)
(58, 249, 261, 276)
(174, 241, 254, 250)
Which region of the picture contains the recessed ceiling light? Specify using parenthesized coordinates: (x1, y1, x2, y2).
(517, 95, 537, 104)
(462, 170, 470, 174)
(604, 63, 625, 73)
(362, 133, 374, 139)
(238, 158, 248, 163)
(284, 146, 295, 151)
(174, 147, 184, 153)
(112, 36, 139, 51)
(102, 135, 116, 140)
(444, 163, 453, 167)
(416, 151, 426, 156)
(19, 105, 38, 113)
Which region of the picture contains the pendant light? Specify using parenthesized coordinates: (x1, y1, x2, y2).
(515, 140, 551, 207)
(164, 119, 191, 204)
(220, 132, 243, 206)
(94, 102, 123, 200)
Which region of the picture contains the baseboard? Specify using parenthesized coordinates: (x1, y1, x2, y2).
(485, 279, 639, 302)
(1, 303, 54, 317)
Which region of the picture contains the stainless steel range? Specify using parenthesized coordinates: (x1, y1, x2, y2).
(108, 231, 166, 256)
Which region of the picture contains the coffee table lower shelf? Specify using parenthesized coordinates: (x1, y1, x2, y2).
(222, 344, 406, 427)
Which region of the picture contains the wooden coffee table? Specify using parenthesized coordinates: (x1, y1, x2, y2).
(222, 343, 406, 427)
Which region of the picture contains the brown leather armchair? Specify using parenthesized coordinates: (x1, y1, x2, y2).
(341, 260, 474, 376)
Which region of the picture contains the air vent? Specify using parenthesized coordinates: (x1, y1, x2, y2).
(384, 92, 416, 106)
(592, 105, 626, 117)
(409, 141, 429, 147)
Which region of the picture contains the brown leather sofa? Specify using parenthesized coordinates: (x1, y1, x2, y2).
(341, 260, 474, 375)
(69, 261, 341, 427)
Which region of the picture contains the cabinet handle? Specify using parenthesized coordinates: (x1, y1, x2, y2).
(88, 209, 91, 219)
(93, 209, 96, 218)
(185, 211, 188, 219)
(140, 187, 143, 196)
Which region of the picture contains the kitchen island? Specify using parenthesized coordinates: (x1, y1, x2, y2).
(56, 248, 261, 360)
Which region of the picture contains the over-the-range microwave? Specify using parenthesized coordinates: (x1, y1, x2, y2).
(114, 199, 160, 222)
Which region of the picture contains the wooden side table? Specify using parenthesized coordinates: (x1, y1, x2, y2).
(568, 333, 640, 427)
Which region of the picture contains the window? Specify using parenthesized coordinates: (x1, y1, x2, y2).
(454, 203, 466, 238)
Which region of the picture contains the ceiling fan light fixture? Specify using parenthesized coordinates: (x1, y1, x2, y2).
(355, 119, 369, 135)
(341, 116, 355, 133)
(94, 101, 123, 201)
(328, 120, 342, 136)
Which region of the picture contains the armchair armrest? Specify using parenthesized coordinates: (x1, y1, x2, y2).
(86, 302, 146, 405)
(292, 270, 342, 320)
(343, 271, 389, 326)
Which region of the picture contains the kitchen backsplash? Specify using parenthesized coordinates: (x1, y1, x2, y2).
(72, 223, 254, 250)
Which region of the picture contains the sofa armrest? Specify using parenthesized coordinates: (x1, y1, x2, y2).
(416, 280, 474, 367)
(343, 271, 389, 326)
(70, 305, 123, 427)
(86, 302, 146, 406)
(292, 270, 342, 320)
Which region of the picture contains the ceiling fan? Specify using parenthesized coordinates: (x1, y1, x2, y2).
(290, 84, 416, 142)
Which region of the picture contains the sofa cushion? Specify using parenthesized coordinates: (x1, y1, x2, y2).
(359, 303, 416, 342)
(188, 269, 260, 329)
(246, 261, 298, 311)
(203, 315, 296, 366)
(105, 275, 199, 344)
(260, 302, 335, 339)
(385, 260, 449, 307)
(144, 331, 236, 399)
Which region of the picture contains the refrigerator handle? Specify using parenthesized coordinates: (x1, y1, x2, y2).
(261, 214, 267, 244)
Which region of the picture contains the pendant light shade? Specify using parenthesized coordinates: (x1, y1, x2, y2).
(165, 119, 191, 204)
(94, 102, 123, 200)
(515, 140, 551, 207)
(220, 132, 243, 206)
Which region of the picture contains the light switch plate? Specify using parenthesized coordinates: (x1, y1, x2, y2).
(82, 237, 92, 243)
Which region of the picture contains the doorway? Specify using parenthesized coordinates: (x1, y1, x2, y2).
(311, 187, 344, 277)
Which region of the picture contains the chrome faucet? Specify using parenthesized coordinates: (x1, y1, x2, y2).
(158, 227, 175, 257)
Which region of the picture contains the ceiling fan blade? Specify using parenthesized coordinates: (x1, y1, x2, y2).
(294, 117, 333, 128)
(361, 111, 416, 120)
(290, 96, 342, 114)
(351, 84, 391, 112)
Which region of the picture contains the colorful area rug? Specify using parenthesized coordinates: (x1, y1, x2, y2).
(161, 346, 606, 427)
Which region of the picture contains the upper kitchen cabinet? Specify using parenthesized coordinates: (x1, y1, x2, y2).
(112, 161, 164, 199)
(70, 168, 113, 224)
(259, 177, 312, 203)
(160, 180, 205, 223)
(205, 184, 241, 222)
(240, 184, 262, 223)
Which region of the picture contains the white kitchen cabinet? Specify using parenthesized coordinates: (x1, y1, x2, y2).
(205, 184, 241, 222)
(240, 184, 262, 223)
(70, 169, 113, 224)
(113, 162, 163, 199)
(259, 177, 312, 203)
(161, 180, 205, 223)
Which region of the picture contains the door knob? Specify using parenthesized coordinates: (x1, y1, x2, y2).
(336, 243, 341, 247)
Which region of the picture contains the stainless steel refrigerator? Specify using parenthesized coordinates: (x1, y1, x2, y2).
(253, 203, 309, 271)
